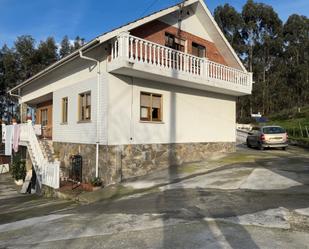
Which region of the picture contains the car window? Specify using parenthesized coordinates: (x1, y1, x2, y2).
(263, 127, 285, 134)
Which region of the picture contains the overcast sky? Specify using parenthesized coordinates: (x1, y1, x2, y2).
(0, 0, 308, 47)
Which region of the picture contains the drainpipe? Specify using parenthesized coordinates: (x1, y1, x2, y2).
(79, 50, 100, 178)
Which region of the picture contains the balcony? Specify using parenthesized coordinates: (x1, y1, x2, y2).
(107, 33, 252, 96)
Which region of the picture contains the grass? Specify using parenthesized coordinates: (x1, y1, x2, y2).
(266, 105, 309, 139)
(219, 154, 256, 164)
(269, 117, 309, 130)
(176, 163, 205, 174)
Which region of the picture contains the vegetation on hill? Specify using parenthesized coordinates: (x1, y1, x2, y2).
(215, 0, 309, 121)
(0, 36, 85, 121)
(267, 105, 309, 141)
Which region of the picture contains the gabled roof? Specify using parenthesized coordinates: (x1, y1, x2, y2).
(10, 0, 247, 93)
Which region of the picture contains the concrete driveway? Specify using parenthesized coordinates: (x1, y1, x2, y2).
(1, 145, 309, 249)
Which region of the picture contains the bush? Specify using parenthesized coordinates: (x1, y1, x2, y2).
(90, 177, 103, 187)
(11, 153, 26, 181)
(294, 112, 306, 119)
(289, 137, 309, 148)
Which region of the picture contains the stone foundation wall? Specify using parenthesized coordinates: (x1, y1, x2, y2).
(53, 142, 235, 185)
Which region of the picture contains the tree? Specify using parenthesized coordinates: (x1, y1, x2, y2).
(0, 45, 19, 121)
(73, 36, 85, 51)
(241, 0, 283, 115)
(59, 35, 73, 58)
(0, 34, 85, 121)
(36, 37, 58, 69)
(283, 15, 309, 107)
(214, 4, 245, 56)
(14, 35, 37, 81)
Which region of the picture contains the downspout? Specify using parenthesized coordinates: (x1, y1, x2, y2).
(79, 49, 101, 178)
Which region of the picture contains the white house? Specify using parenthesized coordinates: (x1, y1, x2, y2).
(7, 0, 252, 188)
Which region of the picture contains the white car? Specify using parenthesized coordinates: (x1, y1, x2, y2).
(246, 126, 288, 150)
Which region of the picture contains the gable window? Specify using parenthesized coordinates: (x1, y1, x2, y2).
(79, 91, 91, 121)
(140, 92, 162, 122)
(62, 97, 68, 124)
(165, 33, 185, 52)
(192, 42, 206, 58)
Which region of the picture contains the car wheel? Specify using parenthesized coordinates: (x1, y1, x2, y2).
(258, 143, 264, 151)
(246, 139, 251, 148)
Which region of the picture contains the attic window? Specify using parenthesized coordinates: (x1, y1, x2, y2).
(165, 33, 185, 52)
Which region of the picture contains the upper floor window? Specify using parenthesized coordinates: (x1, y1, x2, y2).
(165, 33, 185, 52)
(62, 97, 68, 124)
(140, 92, 162, 122)
(79, 91, 91, 122)
(192, 42, 206, 58)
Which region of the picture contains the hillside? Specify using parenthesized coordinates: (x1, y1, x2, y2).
(268, 106, 309, 143)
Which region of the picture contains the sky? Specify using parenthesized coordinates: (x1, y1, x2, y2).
(0, 0, 308, 48)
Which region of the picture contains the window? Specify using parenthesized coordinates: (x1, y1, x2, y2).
(41, 109, 48, 127)
(165, 33, 185, 52)
(62, 97, 68, 123)
(79, 92, 91, 121)
(263, 126, 285, 134)
(192, 42, 206, 58)
(140, 92, 162, 122)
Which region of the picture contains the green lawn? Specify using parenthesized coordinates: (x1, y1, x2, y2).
(266, 106, 309, 139)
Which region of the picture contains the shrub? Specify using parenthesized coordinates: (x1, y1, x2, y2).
(90, 177, 103, 187)
(11, 153, 26, 181)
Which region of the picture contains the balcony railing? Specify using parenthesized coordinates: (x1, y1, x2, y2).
(109, 33, 252, 95)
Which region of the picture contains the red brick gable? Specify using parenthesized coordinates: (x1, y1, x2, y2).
(130, 20, 227, 65)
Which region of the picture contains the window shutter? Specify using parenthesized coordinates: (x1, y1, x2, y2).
(141, 93, 151, 107)
(152, 95, 161, 108)
(86, 94, 91, 105)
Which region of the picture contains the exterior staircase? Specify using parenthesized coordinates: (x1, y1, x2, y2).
(3, 121, 60, 191)
(39, 139, 57, 163)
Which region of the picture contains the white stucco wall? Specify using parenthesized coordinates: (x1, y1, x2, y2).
(20, 49, 108, 145)
(107, 74, 236, 145)
(19, 56, 236, 146)
(52, 75, 107, 144)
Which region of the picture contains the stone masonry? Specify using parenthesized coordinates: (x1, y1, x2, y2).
(53, 142, 235, 186)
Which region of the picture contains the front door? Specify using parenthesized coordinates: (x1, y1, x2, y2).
(36, 100, 53, 139)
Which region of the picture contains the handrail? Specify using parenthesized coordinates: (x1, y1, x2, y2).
(124, 34, 206, 62)
(3, 123, 59, 189)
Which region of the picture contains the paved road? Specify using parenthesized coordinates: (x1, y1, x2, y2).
(1, 145, 309, 249)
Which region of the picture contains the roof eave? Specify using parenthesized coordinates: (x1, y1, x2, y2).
(198, 0, 247, 72)
(9, 38, 101, 93)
